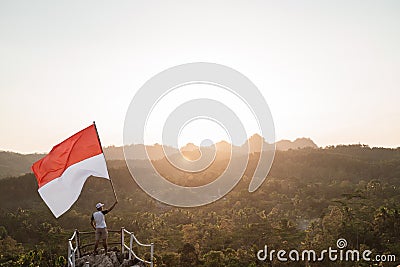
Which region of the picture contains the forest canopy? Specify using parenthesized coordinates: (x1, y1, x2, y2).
(0, 144, 399, 266)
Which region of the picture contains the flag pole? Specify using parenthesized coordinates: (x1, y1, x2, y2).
(93, 121, 118, 202)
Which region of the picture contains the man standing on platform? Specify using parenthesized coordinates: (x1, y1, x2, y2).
(91, 201, 118, 254)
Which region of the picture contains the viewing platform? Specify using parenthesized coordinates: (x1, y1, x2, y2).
(67, 227, 154, 267)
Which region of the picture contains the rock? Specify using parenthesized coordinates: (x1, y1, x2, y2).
(109, 252, 120, 267)
(74, 251, 121, 267)
(120, 259, 145, 267)
(120, 259, 132, 267)
(73, 251, 148, 267)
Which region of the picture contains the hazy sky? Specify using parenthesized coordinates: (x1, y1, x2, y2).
(1, 1, 399, 153)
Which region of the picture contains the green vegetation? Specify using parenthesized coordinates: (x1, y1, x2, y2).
(0, 145, 399, 266)
(0, 152, 43, 180)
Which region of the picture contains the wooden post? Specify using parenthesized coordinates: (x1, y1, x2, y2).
(150, 243, 154, 267)
(68, 241, 71, 267)
(129, 235, 133, 260)
(76, 229, 81, 258)
(121, 227, 125, 255)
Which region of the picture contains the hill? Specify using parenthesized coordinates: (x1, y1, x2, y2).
(103, 136, 318, 161)
(0, 151, 44, 179)
(276, 137, 318, 151)
(0, 145, 399, 266)
(0, 136, 318, 179)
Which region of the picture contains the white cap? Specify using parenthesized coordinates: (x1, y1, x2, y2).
(96, 203, 104, 209)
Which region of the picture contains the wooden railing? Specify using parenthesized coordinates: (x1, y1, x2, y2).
(121, 227, 154, 267)
(67, 229, 79, 267)
(67, 227, 153, 267)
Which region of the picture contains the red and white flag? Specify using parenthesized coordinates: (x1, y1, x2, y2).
(32, 124, 109, 218)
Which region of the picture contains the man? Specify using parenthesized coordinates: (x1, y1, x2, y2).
(91, 201, 117, 254)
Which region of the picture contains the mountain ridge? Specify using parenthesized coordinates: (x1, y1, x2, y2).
(0, 137, 318, 179)
(105, 136, 318, 161)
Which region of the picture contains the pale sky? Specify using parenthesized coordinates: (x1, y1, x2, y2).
(1, 0, 399, 153)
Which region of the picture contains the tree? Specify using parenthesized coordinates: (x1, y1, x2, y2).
(179, 243, 199, 267)
(203, 250, 224, 267)
(0, 235, 23, 264)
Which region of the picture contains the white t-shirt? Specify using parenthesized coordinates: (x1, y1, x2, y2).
(92, 210, 108, 228)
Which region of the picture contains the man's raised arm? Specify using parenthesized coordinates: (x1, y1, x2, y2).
(108, 201, 118, 212)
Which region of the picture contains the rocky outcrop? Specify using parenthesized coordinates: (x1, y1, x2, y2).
(75, 251, 145, 267)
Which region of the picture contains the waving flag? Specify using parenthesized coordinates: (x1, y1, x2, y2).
(32, 123, 109, 218)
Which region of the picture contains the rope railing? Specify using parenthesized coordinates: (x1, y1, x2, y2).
(67, 229, 79, 267)
(67, 227, 153, 267)
(121, 227, 154, 267)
